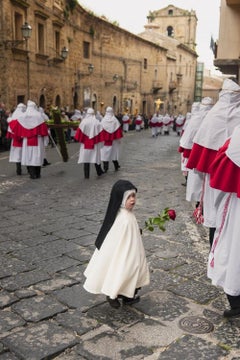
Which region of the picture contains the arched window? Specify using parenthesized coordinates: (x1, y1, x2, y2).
(168, 9, 173, 16)
(167, 26, 174, 37)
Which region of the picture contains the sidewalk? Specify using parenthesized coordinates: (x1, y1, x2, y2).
(0, 130, 239, 359)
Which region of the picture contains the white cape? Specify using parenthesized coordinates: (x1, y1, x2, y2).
(83, 208, 150, 299)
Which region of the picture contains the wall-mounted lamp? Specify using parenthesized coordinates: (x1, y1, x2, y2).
(113, 74, 119, 81)
(105, 74, 120, 87)
(3, 21, 32, 49)
(88, 63, 94, 74)
(48, 46, 69, 65)
(61, 46, 68, 59)
(76, 64, 94, 78)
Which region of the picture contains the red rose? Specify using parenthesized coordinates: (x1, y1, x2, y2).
(168, 209, 176, 220)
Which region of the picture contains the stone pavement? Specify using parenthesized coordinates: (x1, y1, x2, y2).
(0, 129, 240, 360)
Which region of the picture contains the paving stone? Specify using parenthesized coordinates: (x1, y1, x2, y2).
(21, 234, 59, 247)
(157, 334, 229, 359)
(122, 317, 183, 348)
(171, 261, 206, 279)
(10, 239, 81, 263)
(32, 275, 78, 293)
(1, 321, 78, 360)
(0, 309, 25, 333)
(149, 255, 187, 271)
(147, 269, 186, 292)
(214, 320, 240, 349)
(70, 233, 95, 246)
(35, 255, 80, 274)
(86, 302, 144, 329)
(76, 327, 153, 360)
(211, 294, 229, 312)
(0, 257, 35, 279)
(168, 279, 220, 304)
(0, 240, 25, 254)
(54, 284, 103, 311)
(51, 228, 83, 241)
(65, 247, 92, 264)
(0, 292, 18, 309)
(0, 270, 50, 292)
(14, 289, 38, 300)
(0, 351, 19, 359)
(11, 295, 67, 322)
(203, 309, 224, 325)
(55, 309, 99, 335)
(135, 291, 189, 321)
(59, 265, 85, 283)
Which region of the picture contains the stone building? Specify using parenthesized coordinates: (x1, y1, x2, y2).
(140, 5, 198, 114)
(0, 0, 197, 116)
(214, 0, 240, 82)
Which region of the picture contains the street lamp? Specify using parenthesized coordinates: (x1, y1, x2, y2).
(88, 63, 94, 74)
(21, 22, 32, 40)
(61, 46, 69, 60)
(21, 22, 32, 100)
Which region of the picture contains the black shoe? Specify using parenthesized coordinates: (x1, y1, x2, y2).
(106, 296, 121, 309)
(122, 295, 140, 305)
(223, 308, 240, 318)
(43, 159, 51, 166)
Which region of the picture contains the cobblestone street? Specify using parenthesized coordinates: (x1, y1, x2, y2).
(0, 129, 240, 360)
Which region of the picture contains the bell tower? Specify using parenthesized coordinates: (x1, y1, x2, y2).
(145, 5, 197, 51)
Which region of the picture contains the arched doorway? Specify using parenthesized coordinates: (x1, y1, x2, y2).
(91, 93, 97, 110)
(73, 92, 78, 110)
(112, 95, 117, 113)
(39, 94, 46, 109)
(55, 95, 61, 108)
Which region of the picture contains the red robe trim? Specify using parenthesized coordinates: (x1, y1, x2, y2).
(186, 143, 218, 174)
(210, 139, 240, 197)
(102, 127, 123, 146)
(163, 120, 172, 126)
(7, 120, 48, 147)
(149, 121, 158, 127)
(74, 128, 104, 149)
(135, 119, 142, 125)
(6, 131, 23, 147)
(178, 146, 191, 159)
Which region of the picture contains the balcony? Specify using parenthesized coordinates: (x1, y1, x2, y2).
(152, 80, 163, 92)
(169, 81, 177, 92)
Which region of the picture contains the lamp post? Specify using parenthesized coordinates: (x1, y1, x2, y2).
(21, 22, 32, 100)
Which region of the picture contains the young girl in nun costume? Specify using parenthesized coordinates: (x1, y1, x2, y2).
(83, 179, 150, 308)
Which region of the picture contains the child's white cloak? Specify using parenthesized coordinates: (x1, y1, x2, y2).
(83, 208, 150, 299)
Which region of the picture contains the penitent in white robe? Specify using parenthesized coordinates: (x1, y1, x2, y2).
(208, 192, 240, 296)
(83, 207, 150, 299)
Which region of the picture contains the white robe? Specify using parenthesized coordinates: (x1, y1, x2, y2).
(21, 135, 49, 166)
(83, 208, 150, 299)
(208, 192, 240, 296)
(186, 168, 204, 202)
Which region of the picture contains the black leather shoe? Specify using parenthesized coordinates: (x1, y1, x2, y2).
(122, 295, 140, 305)
(106, 296, 120, 309)
(223, 308, 240, 318)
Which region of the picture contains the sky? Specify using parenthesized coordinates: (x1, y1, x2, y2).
(79, 0, 221, 74)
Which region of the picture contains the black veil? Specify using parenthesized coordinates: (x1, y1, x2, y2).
(95, 179, 137, 249)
